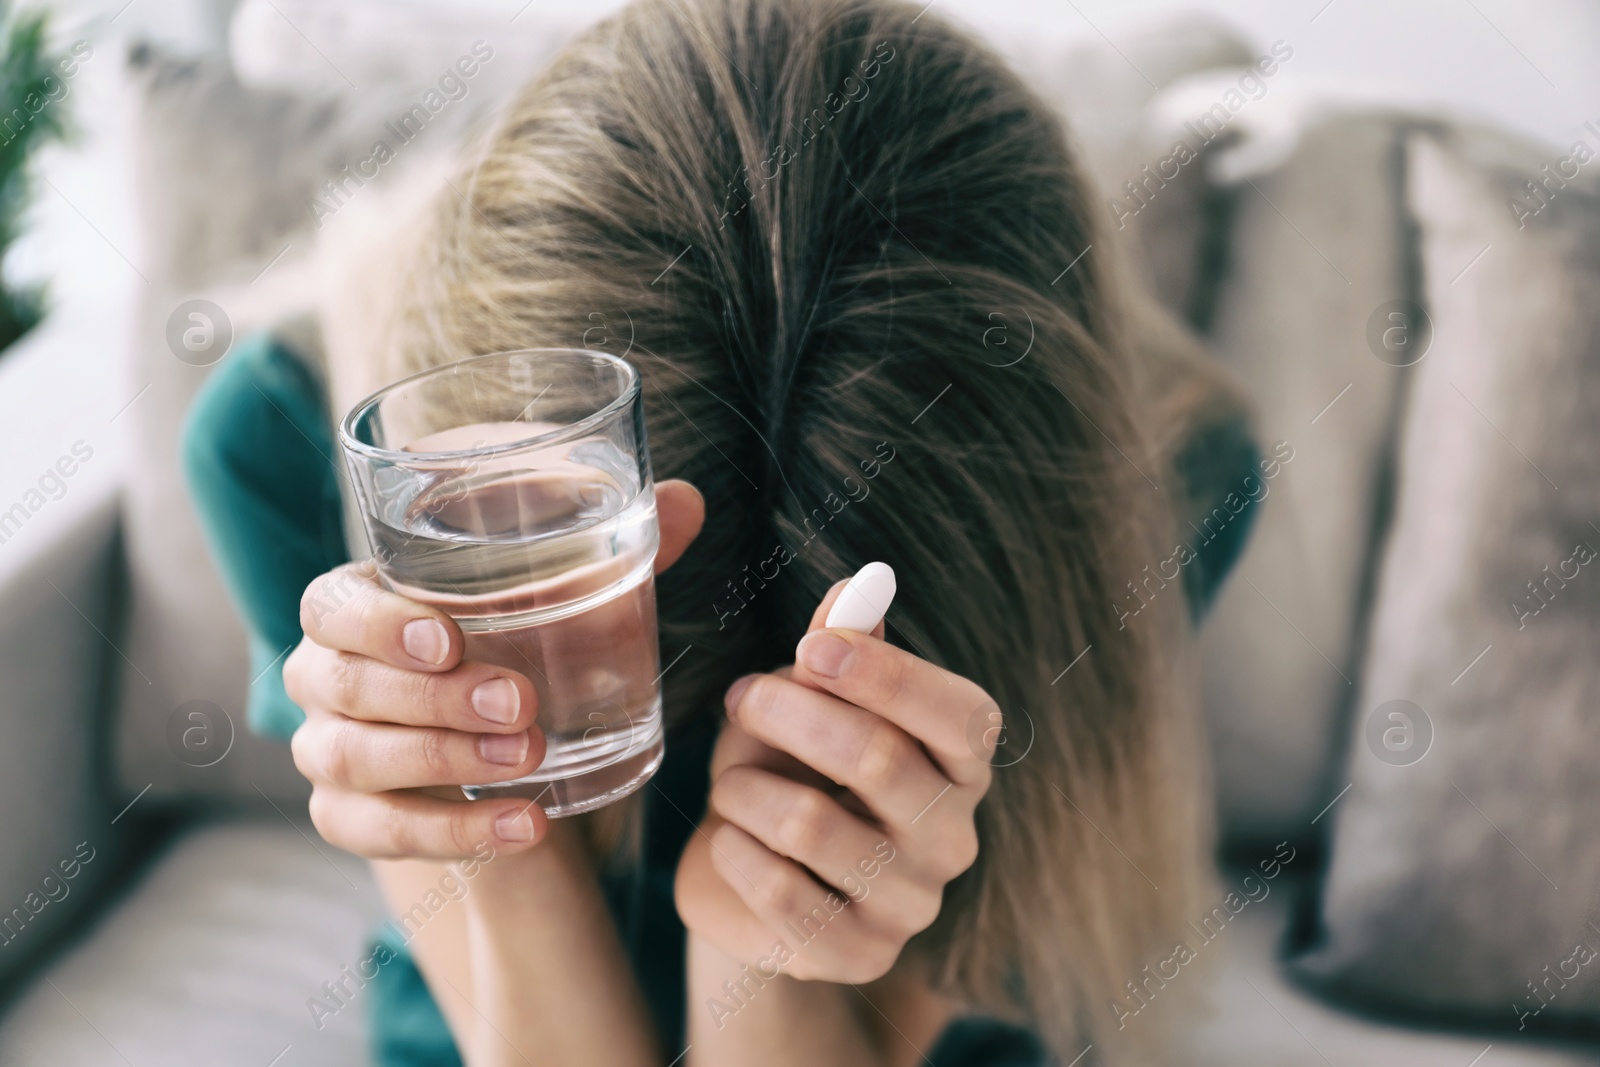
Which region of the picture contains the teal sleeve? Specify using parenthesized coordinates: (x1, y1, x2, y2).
(184, 334, 462, 1064)
(366, 933, 463, 1067)
(1172, 415, 1261, 621)
(180, 332, 350, 741)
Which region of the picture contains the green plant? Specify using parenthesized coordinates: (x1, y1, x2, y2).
(0, 6, 71, 354)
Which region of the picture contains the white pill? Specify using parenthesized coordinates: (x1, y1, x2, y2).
(824, 561, 897, 633)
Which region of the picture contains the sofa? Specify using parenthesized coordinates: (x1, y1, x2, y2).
(1, 2, 1596, 1063)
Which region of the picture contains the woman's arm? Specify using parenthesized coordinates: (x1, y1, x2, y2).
(290, 573, 664, 1066)
(283, 482, 706, 1064)
(688, 933, 879, 1063)
(370, 859, 482, 1046)
(457, 817, 661, 1067)
(371, 828, 662, 1067)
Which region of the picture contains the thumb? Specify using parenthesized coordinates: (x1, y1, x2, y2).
(787, 569, 888, 694)
(653, 479, 705, 575)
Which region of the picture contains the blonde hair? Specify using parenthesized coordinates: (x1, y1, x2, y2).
(346, 0, 1221, 1057)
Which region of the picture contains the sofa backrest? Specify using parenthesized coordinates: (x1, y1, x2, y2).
(112, 2, 1408, 852)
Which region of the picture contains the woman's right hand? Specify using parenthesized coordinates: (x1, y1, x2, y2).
(283, 561, 550, 859)
(282, 478, 706, 863)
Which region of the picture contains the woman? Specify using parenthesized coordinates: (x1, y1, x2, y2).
(186, 0, 1259, 1062)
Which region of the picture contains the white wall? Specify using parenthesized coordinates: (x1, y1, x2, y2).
(42, 0, 1600, 148)
(995, 0, 1600, 152)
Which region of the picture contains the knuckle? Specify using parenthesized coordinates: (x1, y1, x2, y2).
(778, 789, 831, 858)
(416, 728, 453, 781)
(739, 675, 780, 730)
(785, 955, 819, 982)
(322, 719, 360, 788)
(846, 940, 899, 984)
(759, 871, 802, 918)
(957, 826, 981, 872)
(862, 649, 912, 708)
(445, 810, 476, 858)
(971, 758, 994, 794)
(923, 819, 980, 879)
(902, 885, 944, 934)
(306, 788, 337, 842)
(351, 585, 384, 652)
(282, 642, 309, 704)
(328, 652, 364, 713)
(872, 939, 904, 978)
(417, 670, 451, 725)
(384, 798, 417, 857)
(707, 772, 744, 821)
(298, 580, 325, 637)
(942, 827, 980, 877)
(289, 721, 316, 778)
(301, 567, 358, 635)
(853, 723, 906, 792)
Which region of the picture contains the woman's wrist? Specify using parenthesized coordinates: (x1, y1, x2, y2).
(686, 932, 879, 1066)
(685, 932, 960, 1067)
(460, 812, 661, 1065)
(463, 812, 602, 919)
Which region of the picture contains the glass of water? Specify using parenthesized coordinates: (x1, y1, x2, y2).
(339, 349, 663, 818)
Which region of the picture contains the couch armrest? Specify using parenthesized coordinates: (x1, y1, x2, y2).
(0, 483, 122, 992)
(0, 298, 133, 993)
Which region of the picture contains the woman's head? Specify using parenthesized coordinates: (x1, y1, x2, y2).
(369, 0, 1212, 1056)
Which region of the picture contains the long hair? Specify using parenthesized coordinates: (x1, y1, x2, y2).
(343, 0, 1216, 1057)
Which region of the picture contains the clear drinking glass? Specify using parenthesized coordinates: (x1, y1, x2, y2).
(339, 348, 664, 818)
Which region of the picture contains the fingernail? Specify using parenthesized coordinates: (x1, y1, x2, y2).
(479, 732, 530, 766)
(798, 630, 853, 678)
(471, 678, 520, 725)
(402, 618, 449, 665)
(495, 808, 538, 843)
(724, 673, 758, 718)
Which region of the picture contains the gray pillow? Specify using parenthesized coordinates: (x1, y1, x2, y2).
(1294, 124, 1600, 1032)
(112, 41, 516, 803)
(1024, 14, 1255, 320)
(1194, 109, 1416, 845)
(112, 44, 349, 806)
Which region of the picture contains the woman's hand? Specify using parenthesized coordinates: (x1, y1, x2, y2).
(676, 580, 997, 986)
(283, 478, 705, 862)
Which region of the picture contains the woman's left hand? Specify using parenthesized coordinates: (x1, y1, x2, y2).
(675, 581, 997, 985)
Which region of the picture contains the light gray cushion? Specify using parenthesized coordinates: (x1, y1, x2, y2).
(0, 485, 120, 992)
(1180, 870, 1596, 1065)
(1022, 10, 1255, 196)
(1017, 14, 1256, 320)
(1194, 108, 1415, 844)
(1292, 124, 1600, 1030)
(112, 34, 546, 803)
(0, 818, 385, 1065)
(113, 44, 357, 805)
